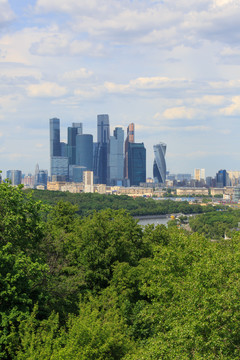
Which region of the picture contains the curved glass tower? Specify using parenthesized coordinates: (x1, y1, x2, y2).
(153, 143, 167, 183)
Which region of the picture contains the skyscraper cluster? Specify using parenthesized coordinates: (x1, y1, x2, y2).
(49, 115, 147, 186)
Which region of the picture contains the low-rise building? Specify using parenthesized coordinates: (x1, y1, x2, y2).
(61, 183, 84, 193)
(210, 188, 224, 196)
(176, 188, 209, 196)
(47, 181, 66, 191)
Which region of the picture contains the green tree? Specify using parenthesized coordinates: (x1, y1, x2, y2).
(0, 183, 49, 358)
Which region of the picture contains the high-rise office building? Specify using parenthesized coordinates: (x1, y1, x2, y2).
(6, 170, 22, 185)
(216, 169, 229, 187)
(153, 143, 167, 184)
(95, 114, 110, 184)
(35, 164, 48, 188)
(60, 142, 68, 157)
(127, 142, 146, 186)
(69, 165, 87, 182)
(50, 157, 69, 181)
(97, 114, 109, 144)
(124, 123, 134, 180)
(50, 156, 69, 181)
(76, 134, 93, 171)
(37, 170, 48, 188)
(194, 168, 205, 181)
(107, 127, 124, 185)
(93, 142, 100, 184)
(50, 118, 61, 157)
(67, 123, 83, 165)
(50, 117, 69, 180)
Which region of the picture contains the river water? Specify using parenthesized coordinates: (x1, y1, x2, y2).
(135, 215, 170, 227)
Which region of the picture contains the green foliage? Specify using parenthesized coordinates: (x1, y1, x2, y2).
(70, 209, 149, 291)
(28, 189, 214, 217)
(189, 209, 240, 239)
(3, 183, 240, 359)
(123, 231, 240, 359)
(0, 183, 49, 358)
(0, 183, 47, 253)
(16, 299, 134, 360)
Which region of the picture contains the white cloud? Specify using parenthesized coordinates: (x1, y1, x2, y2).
(184, 125, 210, 131)
(213, 0, 239, 7)
(163, 106, 196, 120)
(220, 96, 240, 115)
(209, 79, 240, 89)
(62, 68, 93, 81)
(27, 82, 67, 97)
(0, 0, 15, 25)
(194, 95, 225, 105)
(104, 76, 189, 94)
(31, 34, 103, 57)
(35, 0, 100, 15)
(0, 94, 22, 111)
(220, 47, 240, 56)
(0, 27, 55, 65)
(104, 82, 129, 93)
(32, 0, 240, 54)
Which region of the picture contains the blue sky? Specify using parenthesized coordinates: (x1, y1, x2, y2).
(1, 0, 240, 178)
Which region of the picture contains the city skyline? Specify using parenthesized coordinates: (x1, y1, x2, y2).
(1, 1, 240, 177)
(49, 115, 146, 186)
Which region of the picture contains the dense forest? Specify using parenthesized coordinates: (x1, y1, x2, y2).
(28, 189, 221, 217)
(189, 209, 240, 239)
(1, 183, 240, 359)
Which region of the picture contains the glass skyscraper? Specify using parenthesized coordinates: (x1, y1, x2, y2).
(76, 134, 93, 171)
(97, 114, 109, 144)
(50, 118, 61, 157)
(50, 157, 69, 180)
(124, 123, 134, 180)
(107, 127, 124, 185)
(6, 170, 22, 185)
(153, 143, 167, 184)
(127, 142, 146, 186)
(50, 118, 69, 180)
(95, 114, 110, 184)
(67, 123, 83, 165)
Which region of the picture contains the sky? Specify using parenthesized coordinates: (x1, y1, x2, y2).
(1, 0, 240, 179)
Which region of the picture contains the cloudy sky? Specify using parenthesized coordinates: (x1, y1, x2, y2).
(1, 0, 240, 178)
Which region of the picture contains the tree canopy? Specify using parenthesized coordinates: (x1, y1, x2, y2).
(1, 182, 240, 359)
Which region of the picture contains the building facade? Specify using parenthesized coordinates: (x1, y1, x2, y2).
(95, 114, 110, 184)
(153, 142, 167, 184)
(216, 169, 229, 187)
(107, 127, 124, 186)
(194, 168, 205, 181)
(124, 123, 135, 180)
(67, 122, 83, 165)
(6, 170, 22, 185)
(50, 118, 61, 157)
(76, 134, 93, 171)
(50, 156, 69, 181)
(127, 142, 146, 186)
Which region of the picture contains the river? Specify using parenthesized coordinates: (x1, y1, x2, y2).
(135, 215, 170, 227)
